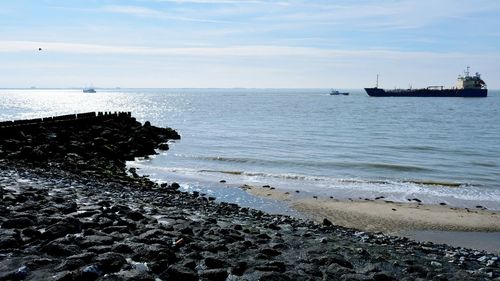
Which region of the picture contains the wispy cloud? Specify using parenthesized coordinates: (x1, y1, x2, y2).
(2, 40, 497, 61)
(100, 5, 233, 23)
(254, 0, 500, 30)
(155, 0, 291, 4)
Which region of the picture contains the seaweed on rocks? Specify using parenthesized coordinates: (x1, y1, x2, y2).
(0, 113, 499, 280)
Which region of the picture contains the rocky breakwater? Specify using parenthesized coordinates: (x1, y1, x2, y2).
(0, 112, 180, 184)
(1, 113, 499, 281)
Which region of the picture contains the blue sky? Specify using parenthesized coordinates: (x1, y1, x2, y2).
(1, 0, 499, 88)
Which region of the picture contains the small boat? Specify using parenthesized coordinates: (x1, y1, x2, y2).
(330, 89, 349, 95)
(83, 87, 96, 93)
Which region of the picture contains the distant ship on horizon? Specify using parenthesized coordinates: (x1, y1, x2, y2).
(83, 85, 96, 93)
(83, 88, 96, 93)
(365, 67, 487, 97)
(329, 89, 349, 95)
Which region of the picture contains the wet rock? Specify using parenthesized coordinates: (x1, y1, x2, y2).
(2, 217, 35, 229)
(94, 252, 127, 273)
(42, 217, 82, 240)
(157, 143, 169, 151)
(75, 264, 103, 281)
(255, 261, 287, 273)
(341, 273, 373, 281)
(79, 235, 115, 248)
(199, 268, 229, 281)
(159, 265, 198, 281)
(231, 261, 247, 276)
(22, 228, 41, 239)
(0, 236, 20, 249)
(41, 240, 81, 256)
(323, 263, 355, 279)
(204, 257, 227, 269)
(259, 272, 291, 281)
(372, 272, 396, 281)
(322, 218, 333, 226)
(261, 248, 281, 257)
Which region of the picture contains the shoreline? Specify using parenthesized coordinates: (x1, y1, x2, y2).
(246, 184, 500, 252)
(1, 113, 499, 280)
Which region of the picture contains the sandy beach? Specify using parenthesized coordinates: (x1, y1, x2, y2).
(247, 185, 500, 234)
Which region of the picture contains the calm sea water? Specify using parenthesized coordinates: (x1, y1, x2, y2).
(1, 88, 499, 210)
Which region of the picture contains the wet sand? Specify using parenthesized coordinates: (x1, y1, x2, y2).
(401, 230, 500, 254)
(247, 186, 500, 234)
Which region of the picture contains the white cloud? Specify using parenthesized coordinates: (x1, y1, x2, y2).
(100, 5, 232, 23)
(2, 40, 497, 61)
(155, 0, 291, 4)
(225, 0, 500, 30)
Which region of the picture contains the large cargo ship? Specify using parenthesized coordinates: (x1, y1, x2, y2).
(365, 67, 487, 97)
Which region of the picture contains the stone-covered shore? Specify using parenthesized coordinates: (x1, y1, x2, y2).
(1, 113, 499, 281)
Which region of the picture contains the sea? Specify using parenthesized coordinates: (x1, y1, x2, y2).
(1, 88, 500, 212)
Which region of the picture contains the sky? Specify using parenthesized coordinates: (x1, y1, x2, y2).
(0, 0, 499, 88)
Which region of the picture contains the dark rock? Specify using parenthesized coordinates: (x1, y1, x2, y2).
(22, 228, 41, 238)
(255, 264, 286, 273)
(159, 265, 198, 281)
(157, 143, 169, 150)
(199, 268, 229, 281)
(404, 265, 428, 278)
(79, 235, 115, 248)
(341, 273, 373, 281)
(111, 243, 134, 254)
(2, 217, 35, 229)
(231, 261, 247, 276)
(2, 265, 29, 281)
(126, 211, 145, 221)
(323, 263, 355, 279)
(0, 236, 19, 249)
(41, 241, 81, 256)
(373, 272, 396, 281)
(259, 272, 291, 281)
(322, 218, 333, 226)
(132, 244, 177, 263)
(257, 233, 272, 240)
(328, 255, 353, 269)
(42, 217, 82, 240)
(183, 260, 197, 270)
(205, 257, 227, 269)
(75, 264, 103, 281)
(261, 248, 281, 257)
(55, 258, 88, 271)
(50, 271, 74, 281)
(94, 252, 127, 273)
(267, 223, 281, 230)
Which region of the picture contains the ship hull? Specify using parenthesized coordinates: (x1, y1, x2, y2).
(365, 88, 487, 97)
